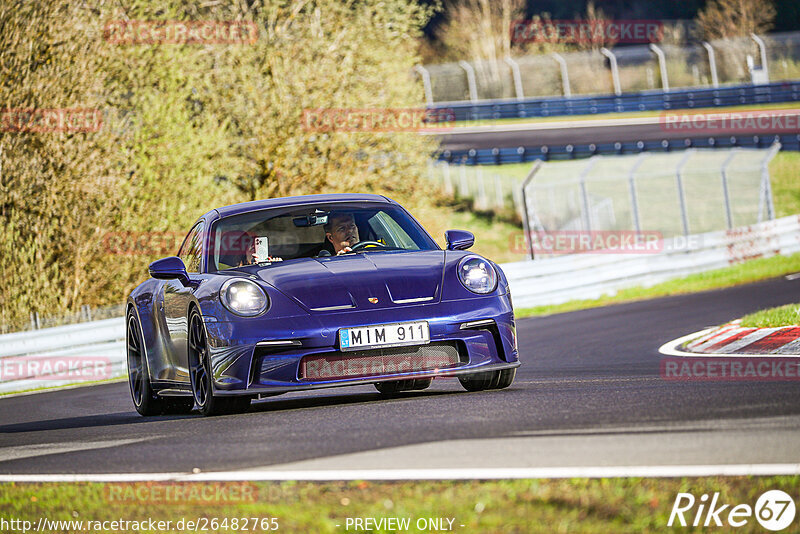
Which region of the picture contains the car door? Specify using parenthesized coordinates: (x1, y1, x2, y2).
(161, 220, 205, 383)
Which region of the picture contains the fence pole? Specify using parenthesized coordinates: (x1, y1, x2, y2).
(458, 60, 479, 103)
(551, 53, 572, 97)
(477, 167, 488, 210)
(759, 141, 781, 221)
(578, 156, 601, 231)
(720, 149, 738, 229)
(443, 161, 453, 194)
(521, 160, 544, 260)
(600, 48, 622, 96)
(628, 153, 649, 233)
(751, 34, 770, 81)
(413, 65, 434, 106)
(493, 174, 504, 209)
(512, 179, 523, 219)
(676, 150, 694, 236)
(459, 164, 469, 197)
(702, 42, 719, 88)
(649, 44, 670, 91)
(504, 56, 525, 100)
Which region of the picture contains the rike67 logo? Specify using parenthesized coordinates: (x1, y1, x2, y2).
(669, 490, 796, 530)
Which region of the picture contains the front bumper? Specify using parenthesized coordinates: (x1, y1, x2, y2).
(203, 295, 518, 396)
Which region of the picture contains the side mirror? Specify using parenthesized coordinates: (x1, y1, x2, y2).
(149, 256, 191, 286)
(445, 229, 474, 251)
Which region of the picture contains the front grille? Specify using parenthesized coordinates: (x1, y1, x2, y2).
(299, 342, 464, 381)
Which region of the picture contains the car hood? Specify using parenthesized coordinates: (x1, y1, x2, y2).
(253, 251, 444, 312)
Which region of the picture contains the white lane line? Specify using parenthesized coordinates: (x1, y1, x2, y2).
(2, 464, 799, 481)
(0, 439, 148, 463)
(785, 273, 800, 281)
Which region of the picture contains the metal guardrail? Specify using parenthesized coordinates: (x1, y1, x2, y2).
(440, 133, 800, 165)
(0, 317, 124, 358)
(503, 214, 800, 308)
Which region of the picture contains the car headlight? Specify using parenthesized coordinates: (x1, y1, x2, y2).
(220, 279, 269, 316)
(458, 257, 497, 294)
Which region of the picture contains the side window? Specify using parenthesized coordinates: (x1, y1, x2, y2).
(369, 211, 419, 250)
(178, 222, 205, 273)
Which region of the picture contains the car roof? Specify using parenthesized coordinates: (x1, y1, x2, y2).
(209, 193, 397, 220)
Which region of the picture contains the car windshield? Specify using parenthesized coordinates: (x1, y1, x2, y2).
(209, 203, 438, 271)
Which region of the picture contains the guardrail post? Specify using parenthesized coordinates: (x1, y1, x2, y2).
(579, 157, 601, 231)
(628, 153, 649, 233)
(676, 150, 694, 236)
(600, 48, 622, 96)
(649, 44, 669, 91)
(458, 60, 479, 103)
(702, 42, 719, 88)
(521, 160, 544, 260)
(751, 34, 770, 81)
(720, 150, 738, 229)
(504, 56, 525, 101)
(551, 53, 571, 97)
(413, 65, 434, 106)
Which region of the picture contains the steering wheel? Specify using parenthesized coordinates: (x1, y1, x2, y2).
(350, 240, 387, 252)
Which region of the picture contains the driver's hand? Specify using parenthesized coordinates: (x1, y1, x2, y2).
(336, 247, 352, 256)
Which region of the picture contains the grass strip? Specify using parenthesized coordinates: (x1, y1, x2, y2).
(1, 478, 797, 533)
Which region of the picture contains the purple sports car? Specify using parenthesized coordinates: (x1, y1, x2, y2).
(126, 194, 519, 416)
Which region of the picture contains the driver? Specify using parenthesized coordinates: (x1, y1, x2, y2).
(324, 212, 359, 255)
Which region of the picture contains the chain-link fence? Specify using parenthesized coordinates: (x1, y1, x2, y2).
(429, 145, 779, 246)
(421, 32, 800, 103)
(520, 144, 780, 257)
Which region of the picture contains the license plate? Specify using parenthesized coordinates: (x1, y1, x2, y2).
(339, 321, 429, 351)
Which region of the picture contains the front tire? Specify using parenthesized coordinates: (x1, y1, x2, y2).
(127, 311, 193, 416)
(189, 310, 251, 416)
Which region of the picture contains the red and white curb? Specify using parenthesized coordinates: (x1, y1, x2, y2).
(659, 321, 800, 358)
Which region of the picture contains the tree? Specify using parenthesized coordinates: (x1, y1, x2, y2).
(696, 0, 776, 40)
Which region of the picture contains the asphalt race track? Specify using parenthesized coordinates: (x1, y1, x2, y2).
(1, 276, 799, 475)
(436, 117, 789, 152)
